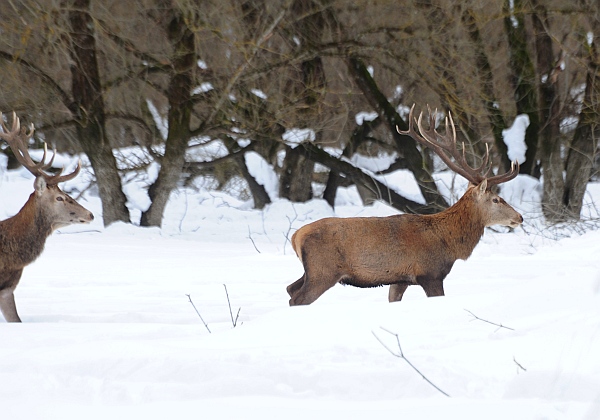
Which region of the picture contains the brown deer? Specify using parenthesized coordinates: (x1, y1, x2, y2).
(287, 105, 523, 306)
(0, 112, 94, 322)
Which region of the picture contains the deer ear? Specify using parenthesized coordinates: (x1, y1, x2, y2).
(33, 176, 47, 195)
(477, 179, 488, 195)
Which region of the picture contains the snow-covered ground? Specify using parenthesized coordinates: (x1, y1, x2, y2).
(1, 159, 600, 419)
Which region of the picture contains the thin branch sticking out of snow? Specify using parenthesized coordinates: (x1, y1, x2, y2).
(373, 327, 450, 397)
(186, 294, 211, 333)
(224, 284, 241, 328)
(464, 309, 514, 332)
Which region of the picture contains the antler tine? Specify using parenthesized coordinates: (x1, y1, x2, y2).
(414, 106, 484, 185)
(486, 160, 520, 187)
(43, 159, 81, 185)
(471, 142, 491, 178)
(399, 104, 521, 188)
(0, 112, 67, 183)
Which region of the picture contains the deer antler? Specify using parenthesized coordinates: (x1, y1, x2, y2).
(0, 112, 81, 185)
(398, 104, 519, 187)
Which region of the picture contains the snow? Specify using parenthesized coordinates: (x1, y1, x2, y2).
(355, 111, 378, 125)
(1, 153, 600, 419)
(192, 82, 214, 94)
(502, 114, 529, 164)
(282, 128, 315, 148)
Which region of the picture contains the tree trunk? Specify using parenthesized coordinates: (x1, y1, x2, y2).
(563, 36, 600, 218)
(462, 8, 510, 172)
(503, 0, 540, 177)
(67, 0, 129, 226)
(531, 1, 566, 222)
(278, 0, 324, 203)
(279, 145, 313, 202)
(141, 4, 195, 227)
(223, 138, 272, 209)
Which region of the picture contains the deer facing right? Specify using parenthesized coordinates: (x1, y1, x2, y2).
(0, 113, 94, 322)
(287, 105, 523, 306)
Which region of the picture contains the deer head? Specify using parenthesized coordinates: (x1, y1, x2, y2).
(0, 112, 93, 229)
(398, 105, 523, 229)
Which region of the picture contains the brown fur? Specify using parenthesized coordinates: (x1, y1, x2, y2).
(0, 182, 94, 322)
(287, 181, 523, 305)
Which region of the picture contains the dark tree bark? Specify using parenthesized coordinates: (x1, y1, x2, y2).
(503, 0, 540, 177)
(278, 0, 325, 202)
(223, 138, 272, 209)
(564, 35, 600, 218)
(141, 3, 195, 227)
(531, 0, 566, 222)
(462, 8, 511, 172)
(67, 0, 129, 226)
(279, 145, 314, 202)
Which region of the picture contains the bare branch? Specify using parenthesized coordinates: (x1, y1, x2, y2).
(464, 309, 515, 332)
(186, 294, 211, 333)
(373, 327, 450, 397)
(223, 284, 241, 328)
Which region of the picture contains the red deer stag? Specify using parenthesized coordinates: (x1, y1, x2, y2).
(287, 105, 523, 306)
(0, 112, 94, 322)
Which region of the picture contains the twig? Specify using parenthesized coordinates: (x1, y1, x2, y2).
(186, 294, 211, 333)
(513, 356, 527, 373)
(464, 309, 514, 332)
(178, 189, 189, 233)
(247, 225, 261, 253)
(373, 327, 450, 397)
(283, 205, 298, 254)
(223, 284, 241, 327)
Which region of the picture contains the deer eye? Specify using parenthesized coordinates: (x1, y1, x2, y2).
(56, 196, 64, 202)
(492, 198, 499, 204)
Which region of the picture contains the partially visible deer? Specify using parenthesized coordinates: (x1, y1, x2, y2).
(0, 112, 94, 322)
(287, 105, 523, 306)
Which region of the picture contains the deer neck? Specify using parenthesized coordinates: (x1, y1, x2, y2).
(433, 190, 485, 260)
(0, 193, 53, 268)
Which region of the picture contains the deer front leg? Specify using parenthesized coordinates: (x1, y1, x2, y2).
(388, 283, 409, 302)
(0, 269, 23, 322)
(0, 289, 21, 322)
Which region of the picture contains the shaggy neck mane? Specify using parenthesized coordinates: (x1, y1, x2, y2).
(0, 193, 53, 270)
(428, 187, 485, 260)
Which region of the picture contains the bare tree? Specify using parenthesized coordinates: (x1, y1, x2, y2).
(67, 0, 129, 225)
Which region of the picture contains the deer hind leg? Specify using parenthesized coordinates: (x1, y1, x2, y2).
(0, 269, 24, 322)
(288, 267, 339, 306)
(388, 283, 409, 302)
(289, 281, 334, 306)
(287, 276, 305, 298)
(418, 276, 445, 298)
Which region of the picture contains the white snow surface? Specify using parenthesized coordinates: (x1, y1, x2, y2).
(502, 114, 529, 164)
(1, 155, 600, 419)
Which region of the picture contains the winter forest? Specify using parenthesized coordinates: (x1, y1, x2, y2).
(1, 0, 600, 419)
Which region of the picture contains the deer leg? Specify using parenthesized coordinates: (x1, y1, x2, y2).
(286, 276, 304, 298)
(0, 289, 21, 322)
(289, 272, 337, 306)
(388, 283, 409, 302)
(0, 269, 23, 322)
(419, 277, 445, 298)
